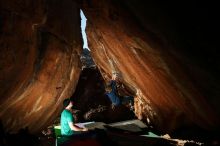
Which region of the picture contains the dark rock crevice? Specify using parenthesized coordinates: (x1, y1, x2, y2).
(70, 68, 135, 123)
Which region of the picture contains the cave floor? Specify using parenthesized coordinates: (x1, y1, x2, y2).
(37, 119, 206, 146)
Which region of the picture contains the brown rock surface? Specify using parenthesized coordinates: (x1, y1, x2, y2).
(0, 0, 82, 133)
(82, 0, 220, 132)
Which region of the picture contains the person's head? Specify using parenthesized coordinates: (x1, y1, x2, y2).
(105, 84, 112, 93)
(63, 98, 73, 109)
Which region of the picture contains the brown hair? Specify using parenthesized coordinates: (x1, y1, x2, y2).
(105, 85, 112, 93)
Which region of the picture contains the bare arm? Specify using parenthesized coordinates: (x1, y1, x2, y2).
(68, 122, 88, 131)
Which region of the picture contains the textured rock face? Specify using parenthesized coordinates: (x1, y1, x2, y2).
(82, 0, 220, 132)
(0, 0, 82, 133)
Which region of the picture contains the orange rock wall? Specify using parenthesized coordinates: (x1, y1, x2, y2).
(0, 0, 82, 133)
(82, 0, 219, 132)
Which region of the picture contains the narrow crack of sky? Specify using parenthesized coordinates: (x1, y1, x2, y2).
(80, 10, 90, 50)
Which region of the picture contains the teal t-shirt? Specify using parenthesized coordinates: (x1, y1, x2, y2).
(61, 109, 74, 136)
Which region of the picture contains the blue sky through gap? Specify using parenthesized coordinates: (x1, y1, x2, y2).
(80, 10, 90, 50)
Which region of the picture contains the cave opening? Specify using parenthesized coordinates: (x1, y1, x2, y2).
(79, 9, 95, 69)
(80, 9, 89, 50)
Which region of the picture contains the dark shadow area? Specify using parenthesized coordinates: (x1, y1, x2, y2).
(71, 67, 110, 112)
(57, 128, 175, 146)
(70, 67, 135, 123)
(0, 125, 40, 146)
(170, 123, 220, 146)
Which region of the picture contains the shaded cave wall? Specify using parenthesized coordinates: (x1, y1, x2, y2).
(82, 0, 220, 132)
(0, 0, 82, 133)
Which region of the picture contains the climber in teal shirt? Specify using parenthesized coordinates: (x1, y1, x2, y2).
(61, 98, 88, 136)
